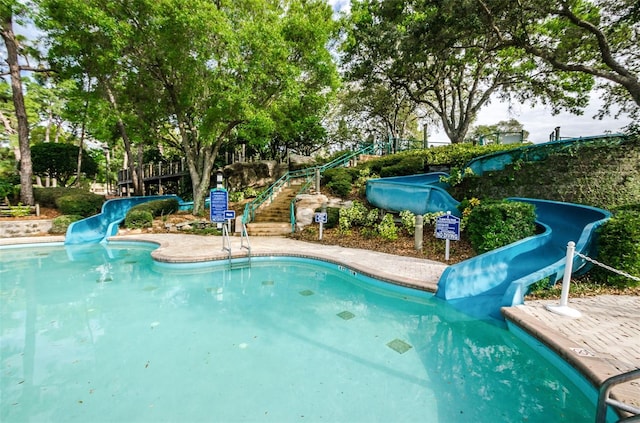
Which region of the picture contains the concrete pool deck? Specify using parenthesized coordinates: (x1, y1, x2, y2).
(1, 233, 638, 413)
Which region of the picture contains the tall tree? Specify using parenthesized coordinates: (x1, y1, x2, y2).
(1, 1, 37, 205)
(39, 0, 339, 213)
(342, 0, 592, 144)
(477, 0, 640, 117)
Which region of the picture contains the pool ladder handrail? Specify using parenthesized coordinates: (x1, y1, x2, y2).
(221, 221, 251, 268)
(595, 368, 640, 423)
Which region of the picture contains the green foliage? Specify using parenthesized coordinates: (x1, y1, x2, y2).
(440, 167, 474, 186)
(466, 200, 536, 254)
(360, 143, 525, 177)
(129, 199, 180, 218)
(54, 192, 105, 217)
(376, 213, 398, 241)
(338, 201, 370, 234)
(400, 210, 416, 235)
(592, 210, 640, 287)
(324, 168, 353, 197)
(243, 187, 259, 198)
(353, 167, 379, 196)
(50, 215, 84, 234)
(0, 148, 19, 200)
(34, 187, 91, 208)
(229, 191, 245, 203)
(31, 143, 98, 186)
(6, 203, 32, 217)
(379, 155, 424, 178)
(450, 136, 640, 210)
(125, 210, 153, 229)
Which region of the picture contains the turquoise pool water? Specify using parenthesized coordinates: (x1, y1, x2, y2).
(1, 243, 595, 422)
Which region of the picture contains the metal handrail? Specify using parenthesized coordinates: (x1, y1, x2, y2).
(289, 144, 376, 232)
(243, 144, 377, 226)
(240, 222, 251, 266)
(595, 368, 640, 423)
(222, 222, 232, 263)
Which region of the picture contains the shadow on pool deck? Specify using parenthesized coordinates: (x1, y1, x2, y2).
(1, 233, 638, 414)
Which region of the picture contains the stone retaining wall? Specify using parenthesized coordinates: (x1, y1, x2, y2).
(0, 220, 53, 238)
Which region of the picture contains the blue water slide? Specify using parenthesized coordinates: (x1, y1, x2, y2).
(435, 198, 610, 320)
(364, 170, 610, 320)
(365, 173, 461, 216)
(65, 195, 182, 245)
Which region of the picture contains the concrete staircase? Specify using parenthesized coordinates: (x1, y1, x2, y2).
(246, 182, 303, 236)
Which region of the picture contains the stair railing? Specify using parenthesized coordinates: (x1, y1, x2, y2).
(289, 143, 376, 232)
(242, 144, 376, 227)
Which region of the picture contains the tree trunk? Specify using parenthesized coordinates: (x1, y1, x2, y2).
(103, 82, 142, 195)
(1, 13, 34, 205)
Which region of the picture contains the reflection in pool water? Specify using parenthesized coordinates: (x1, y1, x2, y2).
(0, 243, 595, 422)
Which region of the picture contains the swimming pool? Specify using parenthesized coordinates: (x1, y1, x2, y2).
(1, 242, 596, 422)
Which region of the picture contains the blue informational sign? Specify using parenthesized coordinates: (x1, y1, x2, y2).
(435, 213, 461, 241)
(315, 212, 328, 224)
(209, 189, 228, 223)
(224, 210, 236, 220)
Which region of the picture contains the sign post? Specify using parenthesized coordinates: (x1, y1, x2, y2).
(435, 211, 460, 261)
(315, 212, 328, 240)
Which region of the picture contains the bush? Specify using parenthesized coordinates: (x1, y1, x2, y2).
(243, 187, 259, 198)
(125, 209, 153, 229)
(592, 210, 640, 287)
(55, 192, 105, 217)
(229, 191, 245, 203)
(324, 168, 353, 197)
(129, 198, 179, 217)
(34, 187, 91, 208)
(50, 215, 84, 234)
(377, 213, 398, 241)
(466, 200, 536, 254)
(379, 155, 424, 178)
(338, 201, 371, 233)
(400, 210, 416, 235)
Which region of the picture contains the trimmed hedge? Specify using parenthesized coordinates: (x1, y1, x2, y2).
(323, 168, 354, 197)
(124, 198, 180, 229)
(465, 200, 537, 254)
(592, 209, 640, 287)
(35, 187, 99, 208)
(129, 198, 180, 216)
(55, 192, 105, 217)
(125, 210, 153, 229)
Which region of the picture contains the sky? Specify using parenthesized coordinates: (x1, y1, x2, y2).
(328, 0, 633, 144)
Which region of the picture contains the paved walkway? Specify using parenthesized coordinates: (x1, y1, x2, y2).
(1, 233, 638, 414)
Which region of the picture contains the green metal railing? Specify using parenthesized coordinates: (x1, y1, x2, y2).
(242, 144, 376, 229)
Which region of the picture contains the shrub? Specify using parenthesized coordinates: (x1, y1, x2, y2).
(125, 209, 153, 229)
(400, 210, 416, 235)
(377, 213, 398, 241)
(338, 201, 370, 233)
(465, 200, 536, 254)
(324, 168, 353, 197)
(55, 192, 105, 217)
(50, 215, 83, 234)
(129, 198, 180, 217)
(592, 210, 640, 287)
(379, 155, 424, 178)
(34, 187, 91, 208)
(243, 187, 259, 198)
(229, 191, 245, 203)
